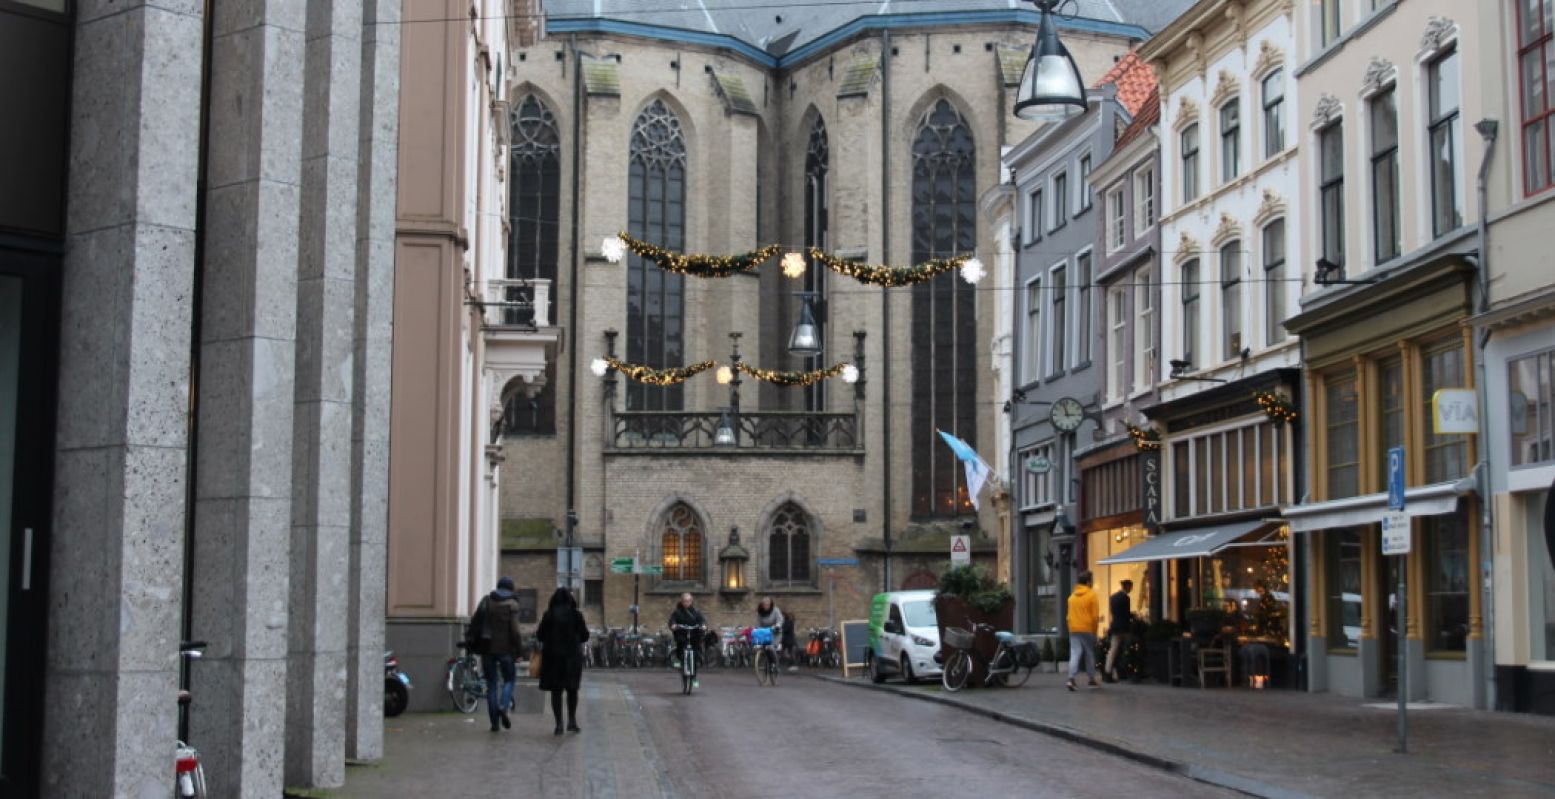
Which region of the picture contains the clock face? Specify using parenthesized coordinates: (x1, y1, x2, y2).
(1051, 397, 1085, 432)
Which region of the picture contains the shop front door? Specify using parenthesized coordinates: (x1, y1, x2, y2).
(0, 250, 58, 796)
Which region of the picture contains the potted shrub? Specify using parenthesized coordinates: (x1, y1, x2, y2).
(1143, 619, 1181, 684)
(935, 564, 1014, 686)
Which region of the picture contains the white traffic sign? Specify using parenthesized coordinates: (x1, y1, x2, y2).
(1381, 511, 1411, 555)
(950, 534, 971, 566)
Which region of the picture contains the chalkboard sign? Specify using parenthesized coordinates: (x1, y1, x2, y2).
(839, 619, 871, 676)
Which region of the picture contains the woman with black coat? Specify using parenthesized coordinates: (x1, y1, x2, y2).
(535, 587, 589, 735)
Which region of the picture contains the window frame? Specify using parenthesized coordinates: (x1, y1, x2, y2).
(1370, 86, 1401, 264)
(626, 99, 689, 412)
(1319, 121, 1346, 275)
(1320, 0, 1343, 48)
(1509, 347, 1555, 468)
(1134, 166, 1156, 237)
(1323, 371, 1361, 500)
(1133, 266, 1155, 394)
(1220, 240, 1243, 361)
(1220, 98, 1242, 183)
(1166, 416, 1290, 519)
(766, 503, 814, 588)
(1076, 249, 1093, 367)
(658, 502, 706, 585)
(1517, 0, 1555, 196)
(1262, 69, 1286, 158)
(1181, 259, 1201, 366)
(1427, 48, 1463, 238)
(1049, 262, 1069, 377)
(1107, 186, 1127, 253)
(1078, 153, 1094, 212)
(1262, 219, 1287, 347)
(1027, 188, 1044, 245)
(1052, 171, 1069, 231)
(1182, 124, 1201, 203)
(1024, 276, 1043, 384)
(1108, 285, 1128, 402)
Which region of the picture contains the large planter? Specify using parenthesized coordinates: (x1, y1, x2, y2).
(935, 594, 1015, 687)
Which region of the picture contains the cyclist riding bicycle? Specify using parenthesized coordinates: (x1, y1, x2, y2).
(756, 596, 800, 671)
(668, 592, 708, 683)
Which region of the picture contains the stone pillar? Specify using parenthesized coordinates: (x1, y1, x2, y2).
(187, 2, 306, 795)
(287, 0, 362, 787)
(43, 3, 203, 796)
(345, 0, 400, 761)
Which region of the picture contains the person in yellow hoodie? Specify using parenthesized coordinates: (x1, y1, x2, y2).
(1065, 571, 1101, 691)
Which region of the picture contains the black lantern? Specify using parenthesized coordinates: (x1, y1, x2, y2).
(714, 407, 736, 447)
(1013, 0, 1087, 122)
(719, 526, 750, 592)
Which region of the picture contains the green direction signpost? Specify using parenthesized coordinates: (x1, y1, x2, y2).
(610, 557, 635, 575)
(637, 565, 664, 575)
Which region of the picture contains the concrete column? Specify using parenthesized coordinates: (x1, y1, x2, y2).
(187, 2, 306, 795)
(43, 3, 203, 796)
(287, 0, 362, 787)
(345, 0, 400, 761)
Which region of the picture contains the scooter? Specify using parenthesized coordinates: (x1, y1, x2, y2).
(385, 651, 412, 717)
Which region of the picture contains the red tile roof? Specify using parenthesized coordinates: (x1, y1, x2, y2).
(1114, 86, 1161, 149)
(1092, 49, 1157, 118)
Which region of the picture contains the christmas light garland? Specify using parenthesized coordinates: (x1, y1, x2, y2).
(1127, 423, 1162, 451)
(807, 247, 983, 287)
(1254, 390, 1298, 424)
(597, 357, 717, 386)
(734, 361, 859, 387)
(592, 357, 858, 388)
(603, 233, 782, 278)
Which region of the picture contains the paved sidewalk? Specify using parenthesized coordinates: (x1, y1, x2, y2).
(821, 669, 1555, 798)
(328, 679, 675, 798)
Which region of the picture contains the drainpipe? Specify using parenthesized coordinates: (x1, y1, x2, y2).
(880, 29, 893, 592)
(566, 36, 583, 531)
(1472, 117, 1498, 710)
(179, 0, 217, 743)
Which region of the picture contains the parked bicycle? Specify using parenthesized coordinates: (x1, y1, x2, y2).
(175, 640, 209, 798)
(940, 620, 1040, 692)
(751, 626, 780, 687)
(446, 642, 487, 713)
(806, 627, 840, 668)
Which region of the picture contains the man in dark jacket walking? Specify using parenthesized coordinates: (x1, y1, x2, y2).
(1104, 579, 1134, 682)
(466, 576, 524, 731)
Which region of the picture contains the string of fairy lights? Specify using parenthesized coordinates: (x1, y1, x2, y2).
(602, 233, 987, 286)
(592, 356, 859, 387)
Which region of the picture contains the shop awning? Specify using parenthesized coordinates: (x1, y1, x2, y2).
(1281, 478, 1475, 533)
(1097, 520, 1275, 565)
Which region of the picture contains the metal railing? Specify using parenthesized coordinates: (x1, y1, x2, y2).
(483, 278, 551, 328)
(609, 410, 860, 451)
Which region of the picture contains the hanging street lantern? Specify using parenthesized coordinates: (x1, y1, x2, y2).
(1013, 0, 1087, 122)
(788, 294, 823, 357)
(714, 407, 737, 447)
(719, 526, 751, 592)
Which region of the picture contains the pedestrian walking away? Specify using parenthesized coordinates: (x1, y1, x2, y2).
(466, 576, 524, 731)
(1066, 571, 1101, 691)
(1105, 579, 1135, 682)
(536, 587, 590, 735)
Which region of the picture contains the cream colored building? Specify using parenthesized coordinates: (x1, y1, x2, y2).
(1284, 0, 1499, 708)
(386, 0, 560, 707)
(480, 1, 1190, 642)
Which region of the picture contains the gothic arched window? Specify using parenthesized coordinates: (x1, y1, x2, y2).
(910, 99, 978, 516)
(767, 503, 813, 586)
(659, 502, 704, 583)
(627, 100, 688, 411)
(802, 118, 830, 413)
(506, 95, 561, 434)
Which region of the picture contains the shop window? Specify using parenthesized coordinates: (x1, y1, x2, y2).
(1378, 356, 1405, 485)
(1201, 533, 1291, 646)
(1424, 515, 1469, 652)
(1022, 444, 1055, 508)
(1325, 528, 1364, 649)
(1325, 375, 1360, 499)
(1529, 492, 1555, 661)
(1509, 348, 1555, 466)
(1087, 525, 1149, 633)
(1421, 339, 1468, 483)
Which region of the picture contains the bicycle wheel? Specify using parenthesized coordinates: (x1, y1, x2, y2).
(449, 660, 481, 713)
(754, 648, 773, 686)
(942, 650, 971, 693)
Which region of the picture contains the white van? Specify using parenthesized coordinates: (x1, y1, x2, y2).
(867, 590, 942, 683)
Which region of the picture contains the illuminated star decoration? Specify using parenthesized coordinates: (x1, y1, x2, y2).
(781, 252, 808, 278)
(590, 358, 609, 377)
(959, 257, 986, 284)
(601, 235, 627, 264)
(841, 364, 860, 384)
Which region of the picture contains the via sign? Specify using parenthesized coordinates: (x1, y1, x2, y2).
(1431, 389, 1478, 435)
(1381, 511, 1411, 555)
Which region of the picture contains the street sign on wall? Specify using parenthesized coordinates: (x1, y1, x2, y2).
(950, 535, 971, 566)
(1431, 389, 1478, 434)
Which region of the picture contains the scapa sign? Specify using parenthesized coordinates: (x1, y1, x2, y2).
(1141, 450, 1162, 533)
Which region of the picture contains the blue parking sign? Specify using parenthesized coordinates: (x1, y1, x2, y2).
(1387, 447, 1405, 511)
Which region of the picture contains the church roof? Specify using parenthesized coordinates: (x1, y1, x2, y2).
(543, 1, 1196, 64)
